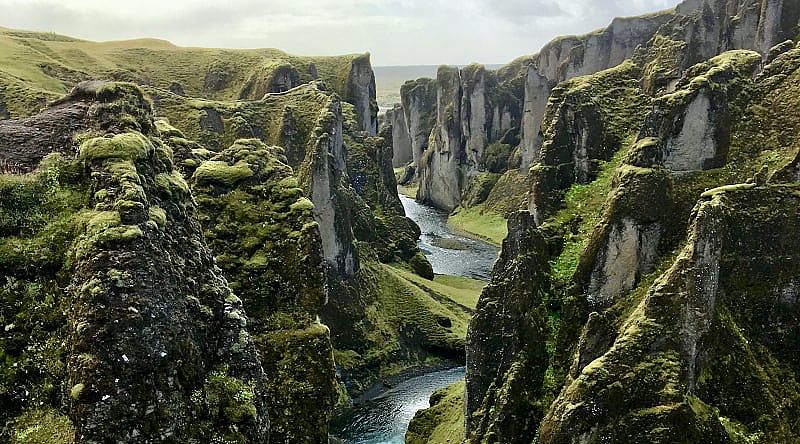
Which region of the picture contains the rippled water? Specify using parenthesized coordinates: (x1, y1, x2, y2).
(330, 367, 466, 444)
(400, 195, 499, 281)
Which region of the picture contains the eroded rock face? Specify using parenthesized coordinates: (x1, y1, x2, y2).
(418, 66, 465, 212)
(540, 186, 800, 443)
(400, 78, 437, 174)
(308, 102, 360, 278)
(417, 63, 530, 211)
(0, 82, 270, 443)
(386, 104, 413, 167)
(465, 212, 551, 443)
(520, 68, 550, 168)
(347, 54, 379, 136)
(631, 51, 762, 173)
(528, 62, 650, 224)
(190, 138, 336, 444)
(463, 39, 800, 444)
(239, 63, 302, 99)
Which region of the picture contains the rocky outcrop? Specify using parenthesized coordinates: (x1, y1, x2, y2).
(400, 77, 437, 175)
(239, 62, 302, 99)
(394, 0, 800, 218)
(189, 137, 336, 444)
(529, 61, 650, 225)
(346, 54, 379, 136)
(0, 82, 270, 443)
(465, 212, 551, 443)
(417, 62, 529, 211)
(639, 0, 800, 93)
(386, 104, 413, 167)
(540, 185, 800, 443)
(418, 66, 466, 211)
(630, 51, 762, 173)
(462, 37, 800, 444)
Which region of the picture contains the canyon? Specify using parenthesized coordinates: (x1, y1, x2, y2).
(1, 0, 799, 443)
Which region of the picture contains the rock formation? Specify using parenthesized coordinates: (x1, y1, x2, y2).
(386, 104, 413, 168)
(457, 28, 800, 444)
(393, 0, 800, 219)
(0, 82, 271, 443)
(0, 29, 473, 442)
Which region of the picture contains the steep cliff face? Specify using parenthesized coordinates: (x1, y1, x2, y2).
(418, 66, 466, 211)
(346, 54, 379, 136)
(386, 104, 413, 168)
(458, 36, 800, 444)
(150, 74, 469, 398)
(400, 77, 437, 175)
(0, 82, 271, 443)
(395, 0, 800, 221)
(188, 137, 336, 444)
(529, 61, 650, 225)
(417, 62, 529, 211)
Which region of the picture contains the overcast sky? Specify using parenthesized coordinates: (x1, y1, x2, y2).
(1, 0, 683, 66)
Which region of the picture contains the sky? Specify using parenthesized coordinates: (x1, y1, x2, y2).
(0, 0, 683, 66)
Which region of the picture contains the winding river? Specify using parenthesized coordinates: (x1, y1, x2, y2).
(330, 196, 499, 443)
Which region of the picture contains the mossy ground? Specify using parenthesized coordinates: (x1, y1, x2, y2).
(406, 380, 466, 444)
(389, 266, 484, 310)
(447, 205, 509, 246)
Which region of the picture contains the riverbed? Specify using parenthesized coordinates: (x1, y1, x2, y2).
(330, 197, 498, 443)
(400, 195, 498, 281)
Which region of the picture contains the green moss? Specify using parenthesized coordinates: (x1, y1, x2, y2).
(390, 266, 484, 310)
(406, 380, 466, 444)
(546, 144, 627, 284)
(148, 206, 167, 227)
(78, 132, 153, 162)
(410, 252, 435, 280)
(10, 409, 75, 444)
(195, 365, 257, 424)
(447, 206, 508, 246)
(193, 160, 254, 187)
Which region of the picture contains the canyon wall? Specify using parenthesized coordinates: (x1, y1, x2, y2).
(459, 22, 800, 444)
(394, 0, 800, 216)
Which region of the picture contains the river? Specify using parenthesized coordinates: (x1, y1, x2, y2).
(330, 196, 499, 443)
(399, 195, 498, 281)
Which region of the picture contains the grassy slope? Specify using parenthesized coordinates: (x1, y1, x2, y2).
(447, 206, 508, 246)
(390, 266, 484, 310)
(0, 27, 364, 118)
(406, 380, 466, 444)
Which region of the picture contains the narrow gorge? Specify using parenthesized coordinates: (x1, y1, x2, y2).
(1, 0, 799, 443)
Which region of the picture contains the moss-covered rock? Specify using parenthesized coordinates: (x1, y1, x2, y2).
(191, 138, 336, 443)
(410, 252, 435, 280)
(406, 381, 466, 444)
(0, 82, 270, 442)
(530, 61, 651, 225)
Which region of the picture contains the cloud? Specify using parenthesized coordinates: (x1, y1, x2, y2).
(479, 0, 567, 23)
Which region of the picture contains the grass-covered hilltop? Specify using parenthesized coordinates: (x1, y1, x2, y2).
(390, 0, 800, 443)
(1, 0, 800, 442)
(0, 26, 482, 443)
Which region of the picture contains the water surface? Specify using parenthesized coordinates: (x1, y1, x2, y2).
(400, 195, 499, 281)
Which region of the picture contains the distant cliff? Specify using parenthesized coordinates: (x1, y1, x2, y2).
(389, 0, 800, 217)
